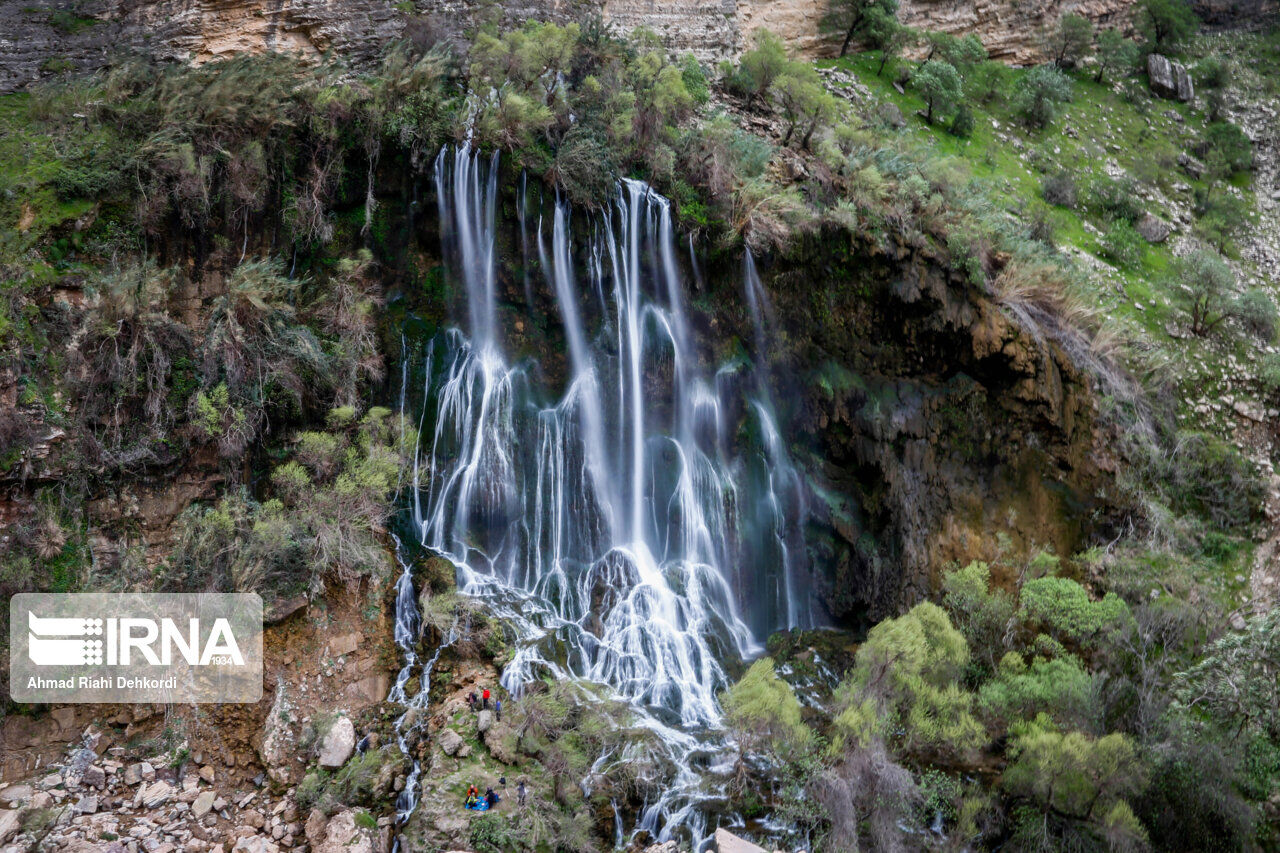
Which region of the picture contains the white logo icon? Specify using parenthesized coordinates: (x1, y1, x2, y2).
(28, 613, 104, 666)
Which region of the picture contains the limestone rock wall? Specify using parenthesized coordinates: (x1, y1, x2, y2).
(1, 0, 1276, 91)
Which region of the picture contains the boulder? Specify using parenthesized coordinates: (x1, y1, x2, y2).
(483, 723, 518, 765)
(714, 828, 768, 853)
(877, 102, 906, 129)
(74, 794, 99, 813)
(330, 633, 360, 657)
(0, 785, 32, 806)
(258, 686, 296, 782)
(231, 837, 280, 853)
(1178, 151, 1206, 178)
(476, 710, 493, 734)
(140, 780, 174, 808)
(305, 808, 329, 847)
(1135, 213, 1172, 243)
(439, 729, 466, 757)
(193, 790, 217, 818)
(0, 809, 20, 845)
(82, 764, 107, 790)
(313, 810, 374, 853)
(318, 716, 356, 768)
(1148, 54, 1194, 101)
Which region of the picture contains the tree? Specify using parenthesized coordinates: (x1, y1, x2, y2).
(721, 657, 813, 760)
(1094, 28, 1138, 83)
(1018, 575, 1135, 652)
(1046, 13, 1095, 68)
(1177, 607, 1280, 741)
(469, 22, 580, 106)
(1014, 64, 1073, 129)
(925, 32, 988, 73)
(1135, 0, 1198, 51)
(1004, 720, 1149, 849)
(773, 62, 841, 149)
(1173, 248, 1235, 336)
(631, 51, 694, 151)
(1196, 55, 1231, 119)
(823, 0, 900, 57)
(868, 15, 914, 76)
(839, 601, 985, 758)
(1194, 190, 1249, 252)
(912, 60, 962, 124)
(734, 29, 790, 106)
(942, 561, 1014, 674)
(978, 652, 1097, 730)
(1202, 120, 1252, 178)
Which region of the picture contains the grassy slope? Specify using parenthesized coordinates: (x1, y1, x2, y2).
(819, 35, 1280, 612)
(822, 36, 1275, 431)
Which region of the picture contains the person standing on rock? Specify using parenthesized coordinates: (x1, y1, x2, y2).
(467, 690, 477, 711)
(517, 780, 526, 807)
(482, 687, 490, 710)
(495, 698, 502, 721)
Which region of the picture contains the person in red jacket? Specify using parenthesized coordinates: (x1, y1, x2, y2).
(481, 687, 490, 710)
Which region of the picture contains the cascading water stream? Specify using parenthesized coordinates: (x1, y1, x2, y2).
(387, 536, 458, 850)
(400, 145, 822, 844)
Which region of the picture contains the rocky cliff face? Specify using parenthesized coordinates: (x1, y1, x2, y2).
(4, 0, 1277, 92)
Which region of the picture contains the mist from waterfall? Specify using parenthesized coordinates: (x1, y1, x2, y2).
(399, 144, 821, 841)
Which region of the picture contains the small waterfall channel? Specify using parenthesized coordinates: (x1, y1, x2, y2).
(387, 144, 822, 847)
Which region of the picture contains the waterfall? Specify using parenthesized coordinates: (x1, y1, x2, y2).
(387, 536, 457, 847)
(402, 146, 820, 842)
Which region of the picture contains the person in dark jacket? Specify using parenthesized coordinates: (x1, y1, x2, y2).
(485, 787, 499, 808)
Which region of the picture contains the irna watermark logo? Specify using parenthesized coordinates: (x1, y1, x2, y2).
(10, 593, 263, 703)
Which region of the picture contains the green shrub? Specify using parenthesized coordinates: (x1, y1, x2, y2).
(296, 770, 329, 811)
(1004, 720, 1148, 849)
(941, 561, 1014, 674)
(1041, 170, 1078, 207)
(679, 53, 710, 106)
(1164, 431, 1262, 529)
(1236, 288, 1277, 341)
(551, 127, 617, 206)
(1101, 220, 1143, 267)
(1259, 352, 1280, 399)
(1085, 174, 1143, 223)
(730, 29, 790, 105)
(978, 652, 1096, 729)
(1202, 121, 1253, 177)
(325, 749, 396, 808)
